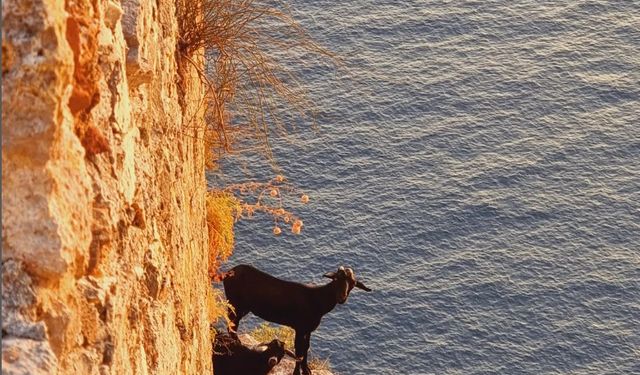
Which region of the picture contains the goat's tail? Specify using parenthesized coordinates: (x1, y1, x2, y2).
(211, 270, 235, 283)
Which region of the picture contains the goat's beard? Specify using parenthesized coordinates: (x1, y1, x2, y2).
(337, 284, 351, 304)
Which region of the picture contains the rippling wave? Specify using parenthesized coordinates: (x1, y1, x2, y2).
(210, 1, 640, 373)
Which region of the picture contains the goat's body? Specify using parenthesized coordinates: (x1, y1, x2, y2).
(213, 333, 285, 375)
(224, 265, 332, 332)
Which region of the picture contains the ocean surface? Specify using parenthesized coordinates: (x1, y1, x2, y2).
(209, 1, 640, 374)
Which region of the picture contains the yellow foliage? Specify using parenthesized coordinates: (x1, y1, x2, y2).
(206, 191, 240, 276)
(250, 323, 295, 351)
(207, 287, 234, 338)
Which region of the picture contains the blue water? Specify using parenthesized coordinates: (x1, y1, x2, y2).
(209, 1, 640, 374)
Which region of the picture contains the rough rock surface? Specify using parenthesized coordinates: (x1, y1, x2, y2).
(2, 0, 210, 373)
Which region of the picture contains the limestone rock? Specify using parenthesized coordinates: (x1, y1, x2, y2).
(2, 338, 58, 375)
(2, 0, 209, 372)
(1, 260, 45, 341)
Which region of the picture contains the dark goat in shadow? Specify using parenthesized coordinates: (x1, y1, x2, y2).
(222, 265, 372, 375)
(213, 332, 297, 375)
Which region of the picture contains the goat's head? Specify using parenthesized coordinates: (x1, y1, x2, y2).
(254, 339, 300, 369)
(323, 266, 372, 304)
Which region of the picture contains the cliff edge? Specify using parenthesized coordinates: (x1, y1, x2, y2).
(2, 0, 211, 373)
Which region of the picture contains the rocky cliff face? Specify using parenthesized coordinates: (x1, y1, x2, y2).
(2, 0, 211, 373)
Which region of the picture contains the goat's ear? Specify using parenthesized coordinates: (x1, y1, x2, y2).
(355, 280, 372, 291)
(323, 271, 336, 279)
(268, 356, 278, 367)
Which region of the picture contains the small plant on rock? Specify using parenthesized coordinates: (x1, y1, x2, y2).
(220, 174, 310, 236)
(206, 175, 310, 276)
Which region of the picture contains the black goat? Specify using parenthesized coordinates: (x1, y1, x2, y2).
(222, 265, 372, 375)
(213, 332, 297, 375)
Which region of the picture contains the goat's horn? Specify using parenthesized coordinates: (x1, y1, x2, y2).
(323, 271, 336, 279)
(355, 280, 372, 292)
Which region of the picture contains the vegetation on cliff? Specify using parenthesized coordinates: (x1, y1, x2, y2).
(174, 0, 336, 373)
(174, 0, 330, 281)
(176, 0, 332, 166)
(2, 0, 332, 372)
(205, 176, 309, 276)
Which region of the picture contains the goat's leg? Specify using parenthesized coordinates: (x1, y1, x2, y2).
(301, 333, 312, 375)
(293, 331, 312, 375)
(293, 332, 304, 375)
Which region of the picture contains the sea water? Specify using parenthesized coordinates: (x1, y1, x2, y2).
(209, 1, 640, 374)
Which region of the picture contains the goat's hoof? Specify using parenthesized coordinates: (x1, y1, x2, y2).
(292, 366, 311, 375)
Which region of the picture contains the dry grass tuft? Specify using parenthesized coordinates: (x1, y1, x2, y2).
(308, 356, 333, 372)
(250, 322, 295, 350)
(176, 0, 334, 166)
(206, 191, 241, 276)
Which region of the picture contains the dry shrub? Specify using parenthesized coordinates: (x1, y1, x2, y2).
(176, 0, 334, 166)
(206, 176, 308, 278)
(207, 287, 236, 343)
(222, 174, 309, 236)
(207, 288, 234, 327)
(206, 191, 241, 276)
